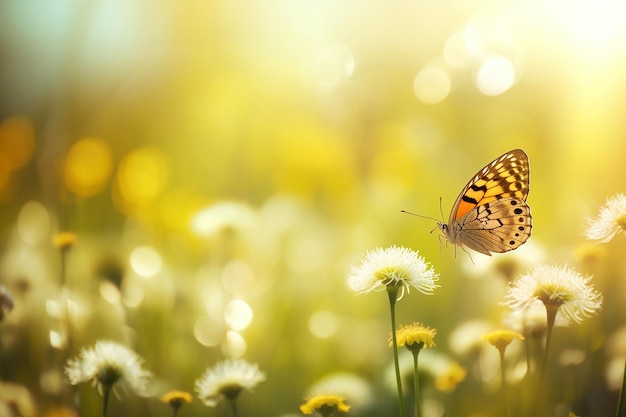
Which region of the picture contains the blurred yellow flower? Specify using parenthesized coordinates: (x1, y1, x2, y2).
(300, 394, 351, 415)
(347, 246, 439, 299)
(483, 330, 524, 353)
(64, 137, 113, 197)
(0, 116, 35, 172)
(390, 322, 436, 351)
(434, 362, 467, 393)
(585, 193, 626, 242)
(52, 232, 78, 250)
(161, 390, 192, 415)
(160, 390, 192, 405)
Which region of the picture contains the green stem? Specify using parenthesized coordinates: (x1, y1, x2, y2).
(102, 386, 111, 417)
(536, 304, 557, 415)
(228, 398, 239, 417)
(499, 348, 510, 417)
(412, 349, 422, 417)
(616, 355, 626, 417)
(387, 286, 406, 417)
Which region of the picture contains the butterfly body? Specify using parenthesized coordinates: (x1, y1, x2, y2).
(438, 149, 532, 256)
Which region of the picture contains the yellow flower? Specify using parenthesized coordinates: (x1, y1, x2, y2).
(300, 394, 351, 415)
(390, 322, 436, 351)
(160, 390, 192, 408)
(52, 232, 78, 250)
(483, 330, 524, 353)
(434, 362, 467, 393)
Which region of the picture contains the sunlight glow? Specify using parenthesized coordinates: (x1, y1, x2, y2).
(65, 137, 113, 197)
(17, 201, 50, 244)
(413, 67, 451, 104)
(194, 315, 225, 347)
(475, 56, 516, 96)
(224, 299, 253, 331)
(224, 330, 247, 357)
(130, 245, 163, 278)
(304, 43, 355, 92)
(308, 310, 338, 339)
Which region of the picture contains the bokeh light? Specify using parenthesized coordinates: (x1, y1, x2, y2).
(0, 116, 35, 172)
(64, 137, 113, 197)
(413, 66, 451, 104)
(475, 56, 516, 96)
(115, 147, 170, 212)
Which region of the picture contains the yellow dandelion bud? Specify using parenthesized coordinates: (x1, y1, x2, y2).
(53, 232, 78, 250)
(300, 394, 350, 415)
(483, 330, 524, 353)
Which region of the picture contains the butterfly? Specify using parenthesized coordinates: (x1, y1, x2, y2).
(436, 149, 532, 256)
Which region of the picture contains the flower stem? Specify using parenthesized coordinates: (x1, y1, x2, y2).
(616, 355, 626, 417)
(387, 285, 406, 417)
(411, 349, 422, 417)
(499, 348, 510, 417)
(102, 386, 111, 417)
(228, 398, 239, 417)
(536, 304, 558, 414)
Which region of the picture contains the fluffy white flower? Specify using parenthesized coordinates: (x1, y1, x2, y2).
(65, 340, 152, 396)
(585, 193, 626, 242)
(347, 246, 439, 298)
(504, 265, 602, 324)
(195, 359, 265, 407)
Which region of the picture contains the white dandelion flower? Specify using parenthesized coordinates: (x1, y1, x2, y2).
(195, 359, 265, 407)
(65, 340, 152, 397)
(504, 265, 602, 324)
(585, 193, 626, 242)
(347, 246, 439, 299)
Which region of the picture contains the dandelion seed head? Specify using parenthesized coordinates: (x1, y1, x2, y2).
(347, 246, 439, 298)
(195, 359, 265, 407)
(64, 340, 152, 397)
(585, 193, 626, 242)
(504, 265, 602, 324)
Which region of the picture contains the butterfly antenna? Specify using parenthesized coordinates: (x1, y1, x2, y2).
(438, 197, 445, 222)
(400, 210, 440, 223)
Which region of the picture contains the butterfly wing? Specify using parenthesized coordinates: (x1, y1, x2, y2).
(442, 149, 532, 255)
(449, 197, 532, 255)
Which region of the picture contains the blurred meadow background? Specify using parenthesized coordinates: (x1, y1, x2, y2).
(2, 1, 626, 416)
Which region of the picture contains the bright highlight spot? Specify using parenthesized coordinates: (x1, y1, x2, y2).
(224, 299, 253, 330)
(413, 67, 451, 104)
(122, 281, 144, 308)
(17, 201, 50, 244)
(476, 56, 516, 96)
(194, 315, 225, 347)
(64, 137, 113, 197)
(116, 146, 169, 209)
(49, 330, 64, 349)
(308, 310, 338, 339)
(130, 245, 163, 277)
(224, 330, 247, 357)
(444, 31, 474, 69)
(99, 281, 121, 304)
(0, 116, 35, 172)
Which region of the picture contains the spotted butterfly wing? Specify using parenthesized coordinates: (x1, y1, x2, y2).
(438, 149, 532, 256)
